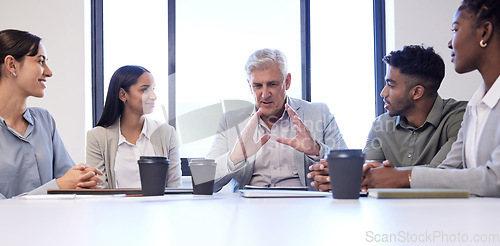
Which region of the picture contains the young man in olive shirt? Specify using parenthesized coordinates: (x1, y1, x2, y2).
(308, 45, 467, 191)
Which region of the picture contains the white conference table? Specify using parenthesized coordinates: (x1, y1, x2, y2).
(1, 192, 499, 246)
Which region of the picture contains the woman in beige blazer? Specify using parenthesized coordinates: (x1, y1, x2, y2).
(86, 65, 181, 188)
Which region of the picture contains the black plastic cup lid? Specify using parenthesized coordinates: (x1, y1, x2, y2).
(326, 149, 364, 159)
(138, 156, 169, 164)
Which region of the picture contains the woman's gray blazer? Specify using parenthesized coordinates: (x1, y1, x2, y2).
(86, 118, 181, 188)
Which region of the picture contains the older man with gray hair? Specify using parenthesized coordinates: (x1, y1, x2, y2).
(207, 48, 346, 192)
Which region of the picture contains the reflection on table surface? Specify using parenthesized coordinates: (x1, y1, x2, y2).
(2, 192, 499, 246)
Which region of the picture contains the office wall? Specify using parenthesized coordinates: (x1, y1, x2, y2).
(386, 0, 482, 101)
(0, 0, 89, 163)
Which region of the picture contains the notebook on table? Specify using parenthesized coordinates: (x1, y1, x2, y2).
(367, 188, 470, 199)
(47, 187, 193, 196)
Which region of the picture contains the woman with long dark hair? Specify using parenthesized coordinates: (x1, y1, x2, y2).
(86, 65, 181, 188)
(0, 29, 102, 198)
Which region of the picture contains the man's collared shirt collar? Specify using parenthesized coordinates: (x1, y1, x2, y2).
(250, 96, 295, 126)
(396, 95, 443, 130)
(424, 95, 444, 127)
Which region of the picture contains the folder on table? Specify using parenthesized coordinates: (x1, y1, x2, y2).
(367, 188, 470, 199)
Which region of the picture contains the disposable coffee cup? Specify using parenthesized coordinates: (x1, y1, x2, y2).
(138, 156, 169, 196)
(189, 159, 216, 195)
(327, 149, 364, 199)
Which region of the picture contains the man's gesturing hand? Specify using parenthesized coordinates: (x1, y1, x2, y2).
(276, 104, 320, 156)
(229, 109, 271, 163)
